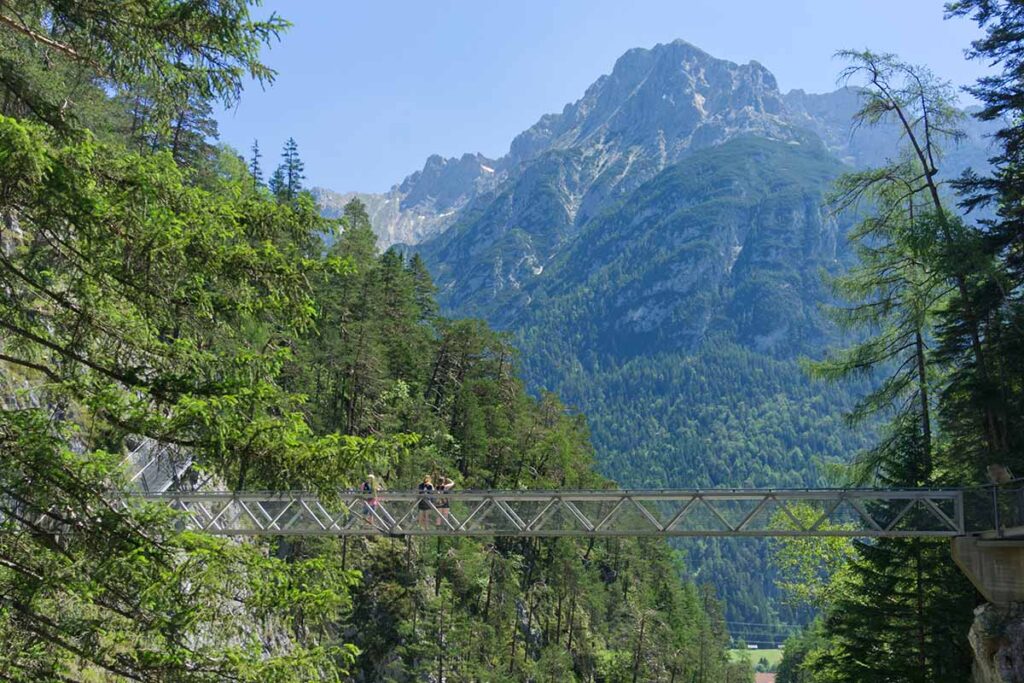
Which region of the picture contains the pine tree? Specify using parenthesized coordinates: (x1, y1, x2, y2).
(249, 138, 264, 188)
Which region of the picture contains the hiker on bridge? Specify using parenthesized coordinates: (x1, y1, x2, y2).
(361, 474, 383, 527)
(417, 475, 435, 527)
(437, 475, 455, 524)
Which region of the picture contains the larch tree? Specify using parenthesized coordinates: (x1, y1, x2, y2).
(795, 51, 978, 683)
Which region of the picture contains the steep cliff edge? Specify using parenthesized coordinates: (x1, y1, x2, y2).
(971, 603, 1024, 682)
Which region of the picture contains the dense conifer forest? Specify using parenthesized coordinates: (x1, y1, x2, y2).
(775, 3, 1024, 681)
(2, 1, 1024, 682)
(0, 2, 750, 680)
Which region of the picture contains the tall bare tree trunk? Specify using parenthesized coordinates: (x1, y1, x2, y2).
(631, 613, 646, 683)
(915, 331, 933, 479)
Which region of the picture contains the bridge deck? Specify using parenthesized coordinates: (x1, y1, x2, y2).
(137, 488, 989, 537)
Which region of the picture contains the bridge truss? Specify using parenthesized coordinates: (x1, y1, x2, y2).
(138, 488, 977, 538)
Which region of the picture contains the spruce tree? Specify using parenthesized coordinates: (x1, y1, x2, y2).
(408, 252, 439, 322)
(338, 198, 378, 263)
(249, 138, 264, 188)
(0, 3, 367, 679)
(816, 423, 975, 683)
(282, 136, 305, 200)
(944, 0, 1024, 475)
(267, 138, 305, 201)
(268, 164, 287, 200)
(167, 91, 218, 167)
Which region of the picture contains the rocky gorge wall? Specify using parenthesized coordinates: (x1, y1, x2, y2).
(971, 603, 1024, 682)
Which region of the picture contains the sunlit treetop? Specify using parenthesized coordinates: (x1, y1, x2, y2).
(0, 0, 287, 133)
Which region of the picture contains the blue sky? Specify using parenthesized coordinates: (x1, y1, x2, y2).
(217, 0, 990, 193)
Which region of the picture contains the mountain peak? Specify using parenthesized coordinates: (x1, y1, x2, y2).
(507, 38, 787, 166)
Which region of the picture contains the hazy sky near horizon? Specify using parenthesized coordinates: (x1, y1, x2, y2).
(216, 0, 992, 193)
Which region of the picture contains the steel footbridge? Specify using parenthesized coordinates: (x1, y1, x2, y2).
(102, 476, 1024, 602)
(135, 485, 1021, 539)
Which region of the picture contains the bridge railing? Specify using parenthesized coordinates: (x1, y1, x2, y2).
(133, 488, 971, 538)
(962, 480, 1024, 537)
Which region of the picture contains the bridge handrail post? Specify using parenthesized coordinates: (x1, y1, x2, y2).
(955, 490, 965, 535)
(992, 485, 1003, 538)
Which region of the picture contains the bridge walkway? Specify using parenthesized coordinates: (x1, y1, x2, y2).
(135, 487, 1012, 538)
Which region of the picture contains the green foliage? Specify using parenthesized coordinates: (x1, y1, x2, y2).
(439, 137, 875, 629)
(0, 410, 361, 682)
(777, 47, 1023, 683)
(0, 115, 393, 493)
(248, 138, 263, 188)
(776, 621, 835, 683)
(0, 5, 742, 678)
(0, 3, 400, 677)
(270, 136, 305, 202)
(269, 202, 745, 680)
(0, 0, 287, 134)
(0, 113, 383, 682)
(770, 505, 856, 609)
(943, 0, 1024, 475)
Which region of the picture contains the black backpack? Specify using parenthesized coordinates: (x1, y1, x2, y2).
(417, 482, 434, 509)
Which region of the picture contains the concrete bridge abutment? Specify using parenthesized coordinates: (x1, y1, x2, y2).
(952, 536, 1024, 606)
(951, 536, 1024, 682)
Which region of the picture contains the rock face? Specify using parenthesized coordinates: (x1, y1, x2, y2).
(417, 41, 849, 317)
(464, 135, 846, 355)
(313, 152, 499, 247)
(502, 40, 797, 219)
(320, 40, 845, 249)
(971, 603, 1024, 683)
(782, 86, 894, 166)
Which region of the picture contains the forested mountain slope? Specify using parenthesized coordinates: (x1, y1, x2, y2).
(501, 136, 876, 629)
(285, 202, 751, 681)
(330, 40, 992, 630)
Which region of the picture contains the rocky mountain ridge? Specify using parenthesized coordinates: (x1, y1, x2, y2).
(322, 39, 989, 251)
(312, 151, 499, 246)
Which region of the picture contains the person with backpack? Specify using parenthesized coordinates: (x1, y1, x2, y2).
(416, 475, 435, 528)
(361, 474, 383, 527)
(437, 475, 455, 526)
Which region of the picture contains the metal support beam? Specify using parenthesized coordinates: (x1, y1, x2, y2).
(130, 488, 969, 538)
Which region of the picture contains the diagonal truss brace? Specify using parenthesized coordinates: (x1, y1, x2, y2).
(124, 488, 968, 538)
